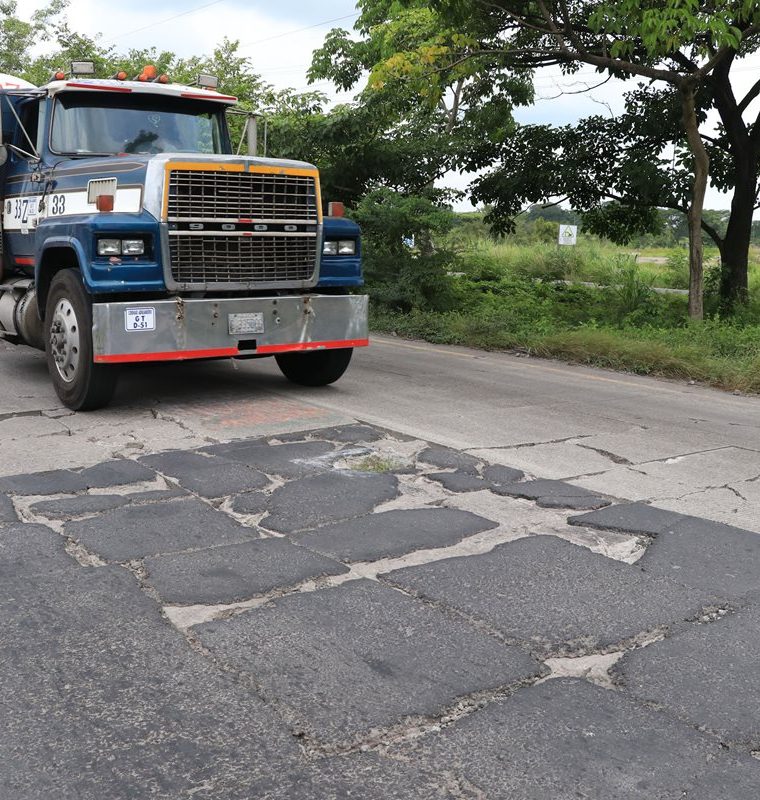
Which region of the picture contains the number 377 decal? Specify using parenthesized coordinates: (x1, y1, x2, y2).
(3, 194, 68, 229)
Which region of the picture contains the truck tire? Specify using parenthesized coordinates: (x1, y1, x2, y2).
(275, 347, 353, 387)
(44, 269, 118, 411)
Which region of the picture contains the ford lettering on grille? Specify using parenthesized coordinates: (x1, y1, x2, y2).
(165, 168, 320, 289)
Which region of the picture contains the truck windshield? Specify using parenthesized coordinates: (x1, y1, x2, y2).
(50, 92, 226, 155)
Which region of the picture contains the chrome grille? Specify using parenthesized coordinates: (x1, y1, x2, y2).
(169, 235, 317, 285)
(165, 167, 320, 287)
(167, 169, 318, 221)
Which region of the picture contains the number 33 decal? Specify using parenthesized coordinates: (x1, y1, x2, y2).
(49, 194, 66, 215)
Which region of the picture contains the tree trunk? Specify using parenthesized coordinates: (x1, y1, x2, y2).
(681, 83, 709, 320)
(720, 161, 755, 307)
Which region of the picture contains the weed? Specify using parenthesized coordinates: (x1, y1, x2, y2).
(351, 454, 402, 473)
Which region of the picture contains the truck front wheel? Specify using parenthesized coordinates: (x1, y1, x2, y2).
(44, 269, 118, 411)
(275, 347, 353, 387)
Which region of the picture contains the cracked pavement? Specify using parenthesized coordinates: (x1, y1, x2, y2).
(1, 336, 760, 798)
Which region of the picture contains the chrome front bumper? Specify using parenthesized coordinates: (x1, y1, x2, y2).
(91, 294, 368, 364)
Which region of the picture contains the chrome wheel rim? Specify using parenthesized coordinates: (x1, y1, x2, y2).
(49, 299, 81, 383)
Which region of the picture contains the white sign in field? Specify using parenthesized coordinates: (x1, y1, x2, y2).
(558, 224, 578, 246)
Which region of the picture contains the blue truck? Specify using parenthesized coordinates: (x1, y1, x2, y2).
(0, 64, 367, 410)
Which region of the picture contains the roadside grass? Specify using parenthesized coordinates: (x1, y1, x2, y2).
(371, 307, 760, 393)
(366, 231, 760, 393)
(369, 274, 760, 394)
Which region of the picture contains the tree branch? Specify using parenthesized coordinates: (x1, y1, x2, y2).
(738, 77, 760, 114)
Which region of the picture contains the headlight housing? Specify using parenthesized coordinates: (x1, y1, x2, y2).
(121, 239, 146, 256)
(97, 239, 121, 256)
(323, 239, 357, 256)
(97, 237, 147, 257)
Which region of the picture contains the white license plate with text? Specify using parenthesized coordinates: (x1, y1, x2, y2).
(125, 307, 156, 332)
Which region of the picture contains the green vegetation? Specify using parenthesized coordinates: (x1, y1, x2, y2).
(351, 454, 404, 473)
(365, 216, 760, 394)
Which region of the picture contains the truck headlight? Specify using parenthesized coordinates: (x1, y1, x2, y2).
(97, 238, 147, 256)
(97, 239, 121, 256)
(122, 239, 145, 256)
(338, 240, 356, 255)
(323, 240, 338, 256)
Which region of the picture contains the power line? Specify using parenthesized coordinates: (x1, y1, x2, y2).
(102, 0, 228, 44)
(240, 12, 359, 47)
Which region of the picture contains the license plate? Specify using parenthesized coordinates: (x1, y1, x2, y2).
(228, 312, 265, 335)
(125, 307, 155, 332)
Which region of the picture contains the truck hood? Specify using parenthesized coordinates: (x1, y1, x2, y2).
(143, 153, 319, 221)
(52, 153, 319, 223)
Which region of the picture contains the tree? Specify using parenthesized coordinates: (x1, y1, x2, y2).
(344, 0, 760, 317)
(306, 1, 535, 302)
(0, 0, 66, 77)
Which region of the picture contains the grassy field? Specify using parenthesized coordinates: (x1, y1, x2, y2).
(453, 239, 760, 292)
(367, 236, 760, 394)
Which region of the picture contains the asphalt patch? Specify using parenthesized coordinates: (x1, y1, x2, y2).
(426, 471, 488, 493)
(195, 579, 542, 744)
(140, 450, 269, 498)
(398, 677, 746, 798)
(618, 603, 760, 748)
(65, 497, 260, 561)
(0, 468, 89, 496)
(418, 445, 481, 474)
(145, 538, 348, 605)
(294, 508, 499, 562)
(30, 494, 130, 520)
(0, 493, 17, 524)
(261, 471, 399, 533)
(569, 502, 687, 535)
(202, 440, 337, 479)
(0, 566, 300, 799)
(0, 522, 77, 579)
(384, 535, 715, 656)
(76, 459, 156, 488)
(492, 478, 611, 510)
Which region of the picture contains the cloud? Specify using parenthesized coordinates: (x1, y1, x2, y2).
(28, 0, 358, 100)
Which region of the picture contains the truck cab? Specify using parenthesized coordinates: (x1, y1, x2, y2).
(0, 66, 367, 410)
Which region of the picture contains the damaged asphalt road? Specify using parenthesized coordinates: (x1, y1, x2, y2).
(2, 336, 760, 797)
(2, 423, 760, 799)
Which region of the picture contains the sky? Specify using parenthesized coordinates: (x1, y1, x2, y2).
(22, 0, 760, 211)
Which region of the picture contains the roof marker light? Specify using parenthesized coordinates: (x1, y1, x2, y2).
(71, 60, 95, 76)
(135, 65, 158, 82)
(328, 201, 345, 218)
(112, 71, 128, 81)
(197, 73, 219, 90)
(156, 74, 169, 84)
(52, 69, 66, 81)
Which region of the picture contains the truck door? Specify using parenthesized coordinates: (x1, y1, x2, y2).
(2, 97, 43, 277)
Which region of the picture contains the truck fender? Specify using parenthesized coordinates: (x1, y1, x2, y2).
(35, 237, 90, 315)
